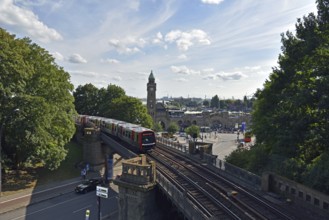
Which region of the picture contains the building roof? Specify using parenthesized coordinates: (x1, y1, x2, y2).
(148, 70, 155, 82)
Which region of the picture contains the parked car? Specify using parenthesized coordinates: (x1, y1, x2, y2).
(75, 178, 103, 194)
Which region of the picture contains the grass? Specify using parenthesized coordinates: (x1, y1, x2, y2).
(2, 141, 83, 196)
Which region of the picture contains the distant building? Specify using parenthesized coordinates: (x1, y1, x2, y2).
(146, 70, 156, 122)
(146, 71, 251, 131)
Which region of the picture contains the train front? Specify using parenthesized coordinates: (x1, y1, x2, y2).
(140, 130, 156, 152)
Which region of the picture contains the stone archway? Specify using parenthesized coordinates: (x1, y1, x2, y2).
(185, 120, 192, 127)
(210, 120, 222, 130)
(177, 120, 184, 132)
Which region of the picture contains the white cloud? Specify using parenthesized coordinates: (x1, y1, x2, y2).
(68, 53, 87, 63)
(52, 51, 64, 61)
(216, 72, 247, 81)
(152, 31, 164, 44)
(69, 70, 98, 77)
(201, 68, 215, 74)
(244, 66, 261, 70)
(176, 78, 188, 82)
(111, 76, 122, 81)
(171, 65, 200, 75)
(202, 75, 217, 80)
(165, 29, 211, 51)
(101, 58, 120, 64)
(108, 37, 145, 54)
(201, 0, 224, 5)
(178, 54, 187, 60)
(0, 0, 62, 42)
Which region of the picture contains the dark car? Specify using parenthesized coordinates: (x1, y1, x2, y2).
(75, 178, 103, 193)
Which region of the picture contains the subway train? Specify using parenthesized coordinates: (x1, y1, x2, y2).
(77, 115, 156, 152)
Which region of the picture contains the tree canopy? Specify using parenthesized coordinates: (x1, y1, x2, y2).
(185, 125, 200, 139)
(167, 122, 179, 135)
(210, 95, 220, 108)
(227, 0, 329, 194)
(0, 28, 77, 170)
(73, 84, 153, 128)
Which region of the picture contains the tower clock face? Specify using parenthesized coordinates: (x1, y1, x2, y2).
(150, 87, 154, 91)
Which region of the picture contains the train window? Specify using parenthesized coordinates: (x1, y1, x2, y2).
(290, 188, 296, 195)
(314, 198, 319, 206)
(323, 202, 328, 210)
(306, 194, 311, 202)
(142, 132, 155, 143)
(298, 191, 303, 198)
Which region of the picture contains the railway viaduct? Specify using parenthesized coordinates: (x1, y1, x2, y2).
(75, 124, 329, 220)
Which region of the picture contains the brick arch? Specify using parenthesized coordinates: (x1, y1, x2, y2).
(210, 119, 223, 129)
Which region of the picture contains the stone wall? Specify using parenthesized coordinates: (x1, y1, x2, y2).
(262, 172, 329, 214)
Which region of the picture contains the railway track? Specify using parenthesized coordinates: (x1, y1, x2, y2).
(148, 143, 295, 220)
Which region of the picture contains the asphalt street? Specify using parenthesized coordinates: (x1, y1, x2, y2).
(0, 187, 118, 220)
(0, 159, 122, 220)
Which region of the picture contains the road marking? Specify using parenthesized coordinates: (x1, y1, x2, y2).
(8, 196, 82, 220)
(0, 180, 81, 204)
(73, 205, 92, 213)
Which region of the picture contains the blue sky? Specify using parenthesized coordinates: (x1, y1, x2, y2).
(0, 0, 317, 99)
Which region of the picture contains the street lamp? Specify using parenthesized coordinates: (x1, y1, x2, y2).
(0, 108, 19, 196)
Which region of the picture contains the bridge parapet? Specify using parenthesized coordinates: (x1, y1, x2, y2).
(262, 172, 329, 214)
(113, 155, 158, 220)
(118, 155, 156, 186)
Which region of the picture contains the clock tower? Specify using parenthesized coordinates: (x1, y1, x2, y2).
(147, 70, 156, 121)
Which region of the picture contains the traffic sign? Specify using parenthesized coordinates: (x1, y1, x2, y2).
(96, 191, 108, 198)
(96, 186, 108, 198)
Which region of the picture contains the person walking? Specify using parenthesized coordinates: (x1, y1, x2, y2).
(81, 168, 86, 180)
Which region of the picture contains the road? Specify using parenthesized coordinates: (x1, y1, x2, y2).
(0, 186, 118, 220)
(205, 132, 240, 160)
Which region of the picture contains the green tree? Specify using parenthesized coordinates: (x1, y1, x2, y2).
(153, 123, 163, 132)
(73, 83, 100, 115)
(219, 100, 227, 109)
(203, 100, 209, 107)
(109, 96, 153, 128)
(210, 95, 220, 108)
(0, 28, 76, 170)
(185, 125, 200, 140)
(249, 0, 329, 193)
(167, 122, 179, 136)
(98, 84, 125, 117)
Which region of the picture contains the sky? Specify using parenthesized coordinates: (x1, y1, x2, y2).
(0, 0, 318, 100)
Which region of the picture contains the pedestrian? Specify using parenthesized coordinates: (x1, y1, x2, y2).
(86, 163, 90, 172)
(81, 168, 86, 180)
